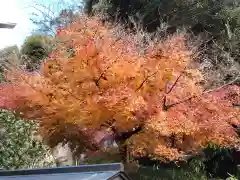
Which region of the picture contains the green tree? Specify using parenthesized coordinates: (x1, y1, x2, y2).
(0, 45, 20, 82)
(21, 35, 53, 71)
(0, 110, 54, 170)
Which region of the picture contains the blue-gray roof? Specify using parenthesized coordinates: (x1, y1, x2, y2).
(0, 163, 131, 180)
(0, 171, 118, 180)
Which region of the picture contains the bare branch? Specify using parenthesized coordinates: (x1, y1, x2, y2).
(136, 71, 158, 91)
(162, 96, 168, 111)
(166, 74, 183, 94)
(166, 95, 197, 109)
(94, 72, 106, 88)
(233, 104, 240, 108)
(166, 76, 240, 109)
(163, 70, 184, 110)
(203, 75, 240, 94)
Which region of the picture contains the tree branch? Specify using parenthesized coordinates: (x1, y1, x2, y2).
(166, 74, 183, 94)
(94, 72, 107, 88)
(115, 125, 143, 142)
(167, 95, 197, 109)
(166, 76, 240, 110)
(100, 121, 143, 145)
(162, 96, 168, 111)
(163, 73, 183, 111)
(203, 75, 240, 94)
(136, 71, 158, 91)
(233, 103, 240, 107)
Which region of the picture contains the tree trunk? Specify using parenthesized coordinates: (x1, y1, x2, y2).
(118, 140, 130, 164)
(112, 125, 143, 164)
(100, 124, 143, 164)
(84, 0, 94, 16)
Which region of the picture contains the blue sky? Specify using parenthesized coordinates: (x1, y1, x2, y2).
(0, 0, 82, 49)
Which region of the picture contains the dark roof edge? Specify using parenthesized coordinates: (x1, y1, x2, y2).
(0, 163, 123, 176)
(108, 172, 132, 180)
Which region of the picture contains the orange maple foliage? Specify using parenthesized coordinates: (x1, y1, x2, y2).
(0, 15, 239, 161)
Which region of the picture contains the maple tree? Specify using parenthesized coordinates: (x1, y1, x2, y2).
(0, 15, 239, 162)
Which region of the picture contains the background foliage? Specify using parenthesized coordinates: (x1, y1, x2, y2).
(0, 110, 54, 170)
(89, 0, 240, 88)
(20, 35, 54, 71)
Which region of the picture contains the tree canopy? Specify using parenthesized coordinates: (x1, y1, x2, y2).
(21, 35, 54, 71)
(0, 16, 239, 162)
(88, 0, 240, 88)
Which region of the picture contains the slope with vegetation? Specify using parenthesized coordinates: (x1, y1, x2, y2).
(86, 0, 240, 88)
(0, 0, 239, 179)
